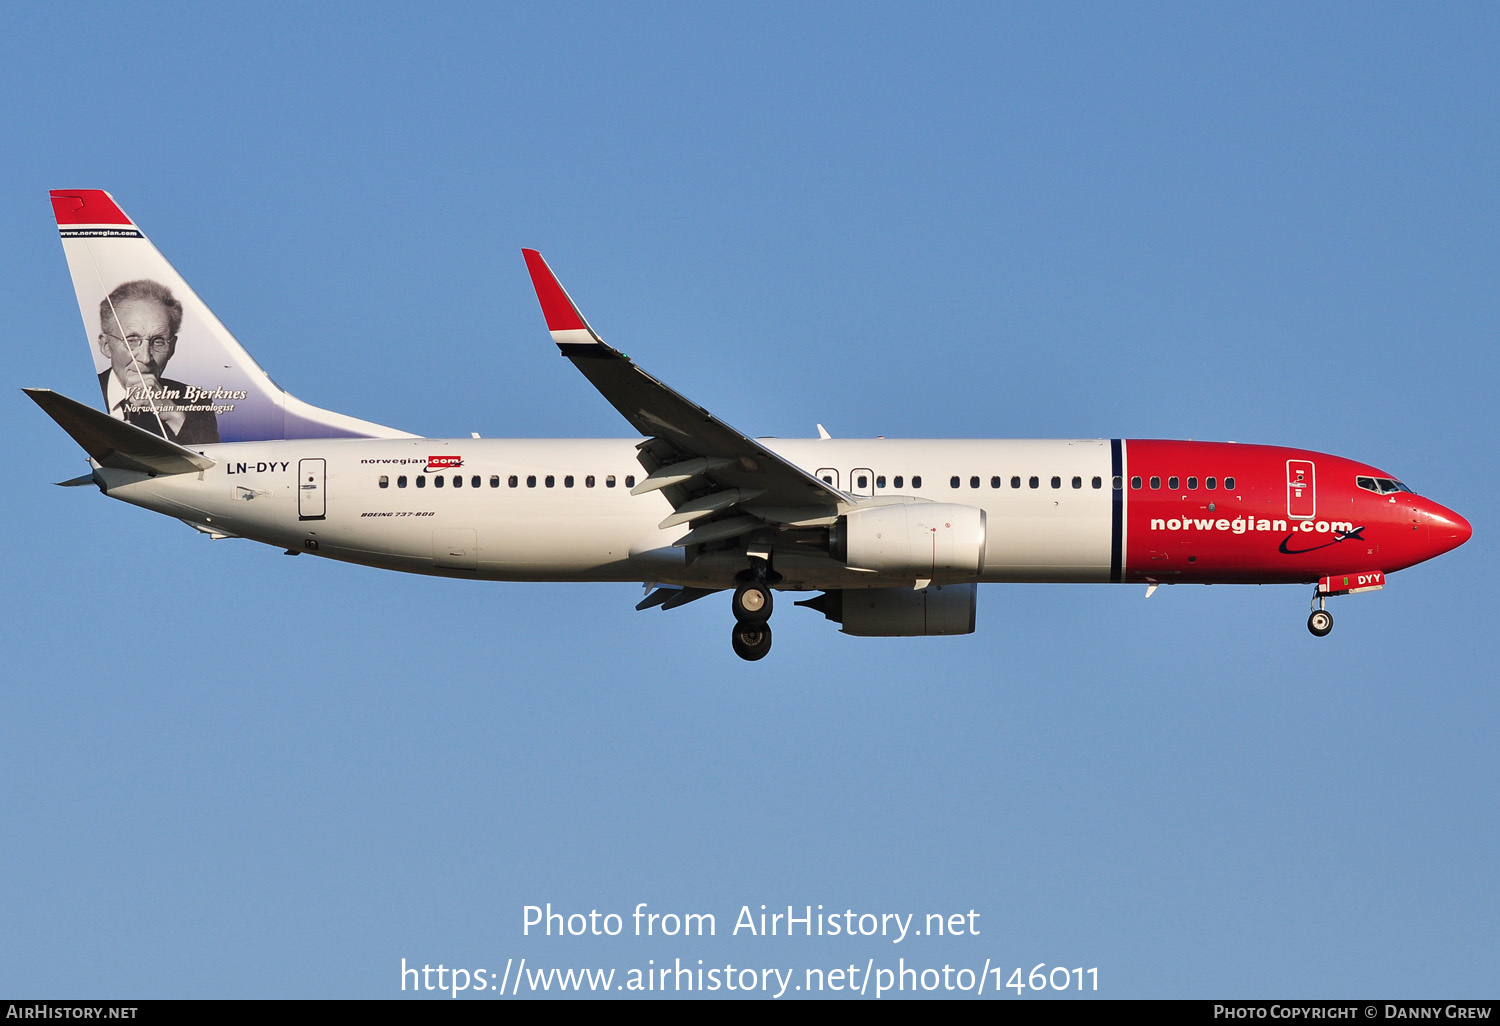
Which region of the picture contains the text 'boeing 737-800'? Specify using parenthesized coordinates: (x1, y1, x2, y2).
(29, 190, 1471, 660)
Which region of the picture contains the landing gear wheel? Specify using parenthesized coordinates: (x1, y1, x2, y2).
(731, 621, 773, 661)
(732, 583, 773, 623)
(1307, 609, 1333, 637)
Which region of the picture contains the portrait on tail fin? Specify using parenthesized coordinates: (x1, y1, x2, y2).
(95, 278, 220, 445)
(55, 189, 413, 444)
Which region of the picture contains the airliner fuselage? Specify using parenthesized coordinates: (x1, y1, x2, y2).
(101, 435, 1468, 590)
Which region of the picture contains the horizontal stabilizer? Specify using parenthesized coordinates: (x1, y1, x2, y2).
(25, 388, 214, 475)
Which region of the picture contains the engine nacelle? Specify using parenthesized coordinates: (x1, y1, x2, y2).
(831, 503, 986, 579)
(797, 584, 978, 637)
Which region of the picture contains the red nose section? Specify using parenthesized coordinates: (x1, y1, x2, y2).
(1425, 502, 1472, 556)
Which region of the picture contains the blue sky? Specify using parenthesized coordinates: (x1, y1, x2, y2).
(3, 1, 1496, 999)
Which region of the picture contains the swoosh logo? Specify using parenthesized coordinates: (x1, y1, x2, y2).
(1278, 526, 1365, 555)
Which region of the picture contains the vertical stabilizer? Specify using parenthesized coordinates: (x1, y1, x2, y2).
(52, 190, 415, 443)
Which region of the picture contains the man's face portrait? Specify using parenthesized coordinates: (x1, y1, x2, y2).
(97, 297, 177, 391)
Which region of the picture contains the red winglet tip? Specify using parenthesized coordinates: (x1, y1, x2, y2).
(50, 189, 132, 226)
(522, 249, 587, 333)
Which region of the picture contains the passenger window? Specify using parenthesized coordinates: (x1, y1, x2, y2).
(1092, 476, 1101, 489)
(625, 475, 636, 488)
(435, 476, 445, 488)
(564, 475, 574, 488)
(398, 475, 408, 488)
(416, 476, 426, 489)
(1206, 477, 1217, 490)
(893, 475, 903, 488)
(970, 476, 980, 489)
(1029, 476, 1040, 489)
(858, 474, 869, 489)
(526, 475, 536, 488)
(822, 474, 833, 484)
(1011, 476, 1021, 489)
(1131, 476, 1142, 489)
(508, 475, 518, 487)
(472, 475, 481, 488)
(379, 475, 389, 488)
(876, 475, 886, 488)
(606, 475, 616, 488)
(991, 476, 1001, 488)
(1113, 476, 1123, 490)
(490, 476, 500, 487)
(1050, 476, 1061, 489)
(1225, 477, 1235, 490)
(1187, 477, 1197, 489)
(950, 476, 960, 488)
(1149, 476, 1160, 489)
(545, 475, 555, 487)
(1168, 476, 1179, 489)
(1072, 476, 1082, 489)
(452, 475, 462, 487)
(586, 475, 595, 487)
(912, 475, 921, 488)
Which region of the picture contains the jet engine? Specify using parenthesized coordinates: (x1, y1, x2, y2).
(796, 584, 978, 637)
(830, 503, 986, 578)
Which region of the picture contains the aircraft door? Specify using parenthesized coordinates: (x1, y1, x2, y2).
(816, 468, 840, 489)
(1286, 459, 1315, 520)
(849, 468, 874, 497)
(298, 458, 326, 520)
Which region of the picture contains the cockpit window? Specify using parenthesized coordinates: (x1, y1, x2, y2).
(1358, 475, 1414, 495)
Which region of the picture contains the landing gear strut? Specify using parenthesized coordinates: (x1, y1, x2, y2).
(731, 557, 776, 661)
(1307, 592, 1333, 637)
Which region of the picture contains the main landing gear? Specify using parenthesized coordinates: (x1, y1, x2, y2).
(1308, 591, 1333, 637)
(730, 559, 776, 661)
(731, 620, 772, 661)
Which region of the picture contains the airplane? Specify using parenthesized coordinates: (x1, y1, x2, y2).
(29, 190, 1472, 661)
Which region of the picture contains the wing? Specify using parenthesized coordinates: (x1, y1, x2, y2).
(522, 250, 849, 544)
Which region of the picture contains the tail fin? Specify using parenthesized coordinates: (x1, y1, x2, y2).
(51, 190, 415, 443)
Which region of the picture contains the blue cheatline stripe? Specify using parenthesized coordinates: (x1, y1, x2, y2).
(1110, 439, 1123, 583)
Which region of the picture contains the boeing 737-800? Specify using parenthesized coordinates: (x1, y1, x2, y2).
(29, 190, 1471, 660)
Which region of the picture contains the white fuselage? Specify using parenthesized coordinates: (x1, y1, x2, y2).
(100, 437, 1119, 590)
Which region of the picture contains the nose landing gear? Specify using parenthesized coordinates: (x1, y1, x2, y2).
(1308, 590, 1333, 637)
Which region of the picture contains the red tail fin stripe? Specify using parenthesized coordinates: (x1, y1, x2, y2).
(51, 190, 132, 226)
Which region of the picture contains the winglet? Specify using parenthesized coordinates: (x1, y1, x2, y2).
(522, 249, 605, 347)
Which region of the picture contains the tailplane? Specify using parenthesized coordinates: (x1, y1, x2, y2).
(51, 190, 415, 444)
